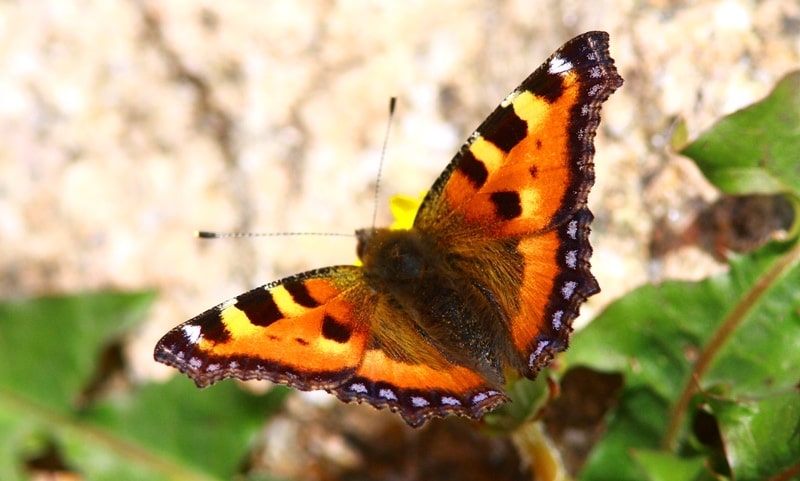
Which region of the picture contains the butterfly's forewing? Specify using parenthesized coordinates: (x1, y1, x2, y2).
(154, 266, 370, 390)
(415, 31, 623, 377)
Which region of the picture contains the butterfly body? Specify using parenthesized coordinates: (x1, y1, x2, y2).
(357, 227, 512, 388)
(155, 31, 623, 427)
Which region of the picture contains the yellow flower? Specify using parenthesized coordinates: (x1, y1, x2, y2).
(388, 192, 425, 231)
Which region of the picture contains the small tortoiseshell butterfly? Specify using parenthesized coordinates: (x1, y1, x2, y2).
(155, 31, 623, 427)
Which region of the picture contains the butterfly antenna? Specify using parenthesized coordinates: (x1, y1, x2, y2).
(371, 97, 397, 230)
(200, 99, 396, 241)
(196, 231, 352, 239)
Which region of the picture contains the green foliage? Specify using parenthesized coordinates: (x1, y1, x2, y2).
(0, 291, 288, 481)
(564, 70, 800, 481)
(680, 71, 800, 198)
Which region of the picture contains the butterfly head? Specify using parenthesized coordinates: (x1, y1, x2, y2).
(356, 228, 433, 283)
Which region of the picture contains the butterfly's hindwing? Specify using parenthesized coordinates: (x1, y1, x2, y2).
(331, 351, 508, 427)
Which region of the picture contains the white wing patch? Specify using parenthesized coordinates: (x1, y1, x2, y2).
(548, 55, 573, 75)
(182, 325, 202, 344)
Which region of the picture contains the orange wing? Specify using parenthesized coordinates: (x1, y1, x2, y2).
(154, 266, 369, 390)
(328, 291, 507, 427)
(415, 31, 622, 377)
(155, 265, 507, 426)
(330, 349, 507, 428)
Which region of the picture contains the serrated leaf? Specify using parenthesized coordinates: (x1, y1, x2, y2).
(680, 71, 800, 196)
(566, 241, 800, 480)
(705, 392, 800, 481)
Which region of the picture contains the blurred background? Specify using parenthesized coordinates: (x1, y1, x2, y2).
(1, 1, 798, 479)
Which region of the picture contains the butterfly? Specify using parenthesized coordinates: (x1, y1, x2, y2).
(155, 31, 623, 427)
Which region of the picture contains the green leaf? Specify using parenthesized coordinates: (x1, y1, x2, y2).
(485, 370, 553, 430)
(81, 377, 288, 479)
(680, 70, 800, 196)
(578, 388, 669, 481)
(563, 72, 800, 480)
(566, 240, 800, 480)
(0, 291, 155, 412)
(0, 291, 289, 480)
(631, 450, 706, 481)
(705, 392, 800, 481)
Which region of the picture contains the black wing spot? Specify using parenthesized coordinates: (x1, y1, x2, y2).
(482, 106, 527, 153)
(457, 150, 489, 189)
(490, 191, 523, 220)
(536, 72, 566, 103)
(321, 315, 352, 343)
(198, 319, 231, 343)
(284, 282, 320, 308)
(238, 288, 282, 327)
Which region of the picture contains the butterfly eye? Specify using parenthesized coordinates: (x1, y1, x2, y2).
(355, 229, 373, 261)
